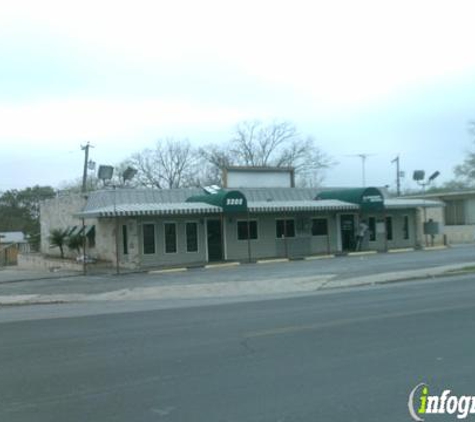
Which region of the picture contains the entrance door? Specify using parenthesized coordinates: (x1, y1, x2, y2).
(207, 219, 223, 261)
(340, 214, 355, 252)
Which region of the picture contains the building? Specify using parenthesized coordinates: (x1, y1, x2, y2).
(40, 183, 442, 270)
(407, 190, 475, 244)
(0, 231, 30, 266)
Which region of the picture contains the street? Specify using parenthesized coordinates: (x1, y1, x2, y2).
(1, 272, 475, 421)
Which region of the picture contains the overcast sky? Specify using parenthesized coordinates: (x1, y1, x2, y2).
(1, 0, 475, 191)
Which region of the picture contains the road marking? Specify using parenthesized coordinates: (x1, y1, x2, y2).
(244, 303, 475, 339)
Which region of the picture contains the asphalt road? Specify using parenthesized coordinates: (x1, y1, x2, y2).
(1, 274, 475, 421)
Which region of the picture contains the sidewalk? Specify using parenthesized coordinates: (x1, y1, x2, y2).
(1, 261, 474, 306)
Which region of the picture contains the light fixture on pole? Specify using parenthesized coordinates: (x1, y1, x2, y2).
(413, 170, 440, 247)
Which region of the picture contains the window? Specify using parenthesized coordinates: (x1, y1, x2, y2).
(385, 216, 393, 241)
(122, 225, 128, 255)
(143, 224, 155, 254)
(186, 222, 198, 252)
(276, 219, 295, 238)
(237, 220, 258, 240)
(164, 223, 177, 253)
(368, 217, 376, 241)
(445, 200, 465, 225)
(403, 216, 410, 240)
(311, 218, 328, 236)
(85, 225, 95, 248)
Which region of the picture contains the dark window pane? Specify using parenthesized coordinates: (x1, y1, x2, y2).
(385, 217, 393, 241)
(237, 221, 258, 240)
(165, 223, 177, 253)
(368, 217, 376, 241)
(285, 220, 295, 237)
(311, 218, 328, 236)
(276, 219, 295, 238)
(186, 222, 198, 252)
(143, 224, 155, 254)
(276, 220, 285, 238)
(403, 216, 410, 239)
(122, 225, 128, 255)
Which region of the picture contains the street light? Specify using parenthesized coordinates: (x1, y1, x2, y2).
(413, 169, 440, 247)
(97, 165, 137, 274)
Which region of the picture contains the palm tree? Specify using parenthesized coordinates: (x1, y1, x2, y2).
(67, 234, 83, 256)
(49, 229, 68, 259)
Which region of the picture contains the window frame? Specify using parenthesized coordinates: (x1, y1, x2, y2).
(142, 223, 156, 255)
(122, 224, 128, 255)
(385, 216, 393, 241)
(237, 220, 259, 241)
(275, 218, 296, 239)
(311, 218, 328, 236)
(185, 221, 199, 253)
(403, 215, 410, 240)
(164, 222, 178, 254)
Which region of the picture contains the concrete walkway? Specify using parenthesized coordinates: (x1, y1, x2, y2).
(0, 261, 474, 306)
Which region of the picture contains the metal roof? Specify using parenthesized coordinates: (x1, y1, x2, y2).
(0, 231, 27, 243)
(248, 200, 359, 213)
(384, 198, 444, 209)
(77, 202, 222, 218)
(75, 187, 443, 219)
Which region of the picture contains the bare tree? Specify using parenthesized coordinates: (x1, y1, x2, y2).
(200, 120, 334, 187)
(126, 138, 200, 189)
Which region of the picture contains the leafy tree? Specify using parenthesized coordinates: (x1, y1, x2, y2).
(0, 186, 55, 250)
(49, 229, 68, 259)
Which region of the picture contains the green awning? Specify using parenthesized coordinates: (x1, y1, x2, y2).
(186, 190, 247, 213)
(316, 187, 385, 212)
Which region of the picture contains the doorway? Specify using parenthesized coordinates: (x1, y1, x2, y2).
(207, 219, 223, 261)
(340, 214, 355, 252)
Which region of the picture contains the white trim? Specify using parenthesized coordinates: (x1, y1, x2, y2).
(336, 214, 342, 252)
(163, 221, 178, 254)
(185, 221, 199, 254)
(236, 219, 259, 241)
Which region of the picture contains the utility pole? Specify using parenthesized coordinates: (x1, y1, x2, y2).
(391, 155, 401, 196)
(81, 142, 93, 193)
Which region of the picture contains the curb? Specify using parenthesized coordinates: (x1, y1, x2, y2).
(305, 254, 335, 261)
(256, 258, 289, 265)
(347, 251, 378, 257)
(423, 246, 448, 251)
(149, 268, 188, 274)
(388, 248, 415, 253)
(205, 262, 241, 269)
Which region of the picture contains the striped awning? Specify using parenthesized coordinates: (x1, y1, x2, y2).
(76, 202, 222, 218)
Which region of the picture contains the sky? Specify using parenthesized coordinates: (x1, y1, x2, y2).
(1, 0, 475, 192)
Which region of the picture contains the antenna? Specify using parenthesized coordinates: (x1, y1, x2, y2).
(345, 153, 375, 187)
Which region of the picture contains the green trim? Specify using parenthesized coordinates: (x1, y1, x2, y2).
(186, 190, 247, 213)
(316, 187, 385, 211)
